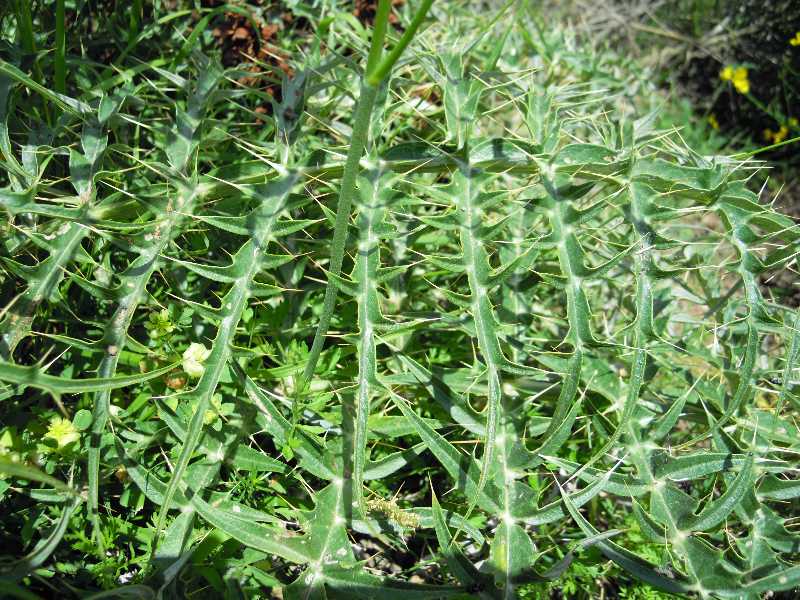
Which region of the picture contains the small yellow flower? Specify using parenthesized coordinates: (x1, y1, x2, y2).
(764, 125, 789, 144)
(732, 68, 749, 94)
(720, 65, 749, 94)
(44, 417, 80, 450)
(790, 32, 800, 46)
(182, 342, 211, 379)
(773, 125, 789, 144)
(789, 117, 798, 128)
(707, 114, 719, 130)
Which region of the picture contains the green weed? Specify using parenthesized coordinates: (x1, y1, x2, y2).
(0, 2, 798, 599)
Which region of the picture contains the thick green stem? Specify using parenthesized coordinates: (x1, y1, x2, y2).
(366, 0, 434, 86)
(55, 0, 66, 94)
(365, 0, 392, 76)
(299, 0, 433, 390)
(300, 82, 379, 388)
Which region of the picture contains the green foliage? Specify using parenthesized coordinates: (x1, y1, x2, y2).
(0, 1, 799, 599)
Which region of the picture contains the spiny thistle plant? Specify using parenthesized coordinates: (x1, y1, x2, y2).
(0, 2, 799, 598)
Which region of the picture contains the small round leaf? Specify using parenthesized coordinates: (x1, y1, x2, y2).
(73, 409, 92, 431)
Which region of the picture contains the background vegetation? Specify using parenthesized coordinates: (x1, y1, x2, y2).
(0, 1, 798, 598)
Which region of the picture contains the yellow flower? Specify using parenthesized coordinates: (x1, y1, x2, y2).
(182, 342, 211, 379)
(732, 68, 749, 94)
(789, 117, 798, 128)
(707, 114, 719, 130)
(764, 125, 790, 144)
(720, 65, 749, 94)
(790, 32, 800, 46)
(44, 417, 80, 450)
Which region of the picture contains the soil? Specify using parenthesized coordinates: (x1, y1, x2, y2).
(204, 1, 405, 116)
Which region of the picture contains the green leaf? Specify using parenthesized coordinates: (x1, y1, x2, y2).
(73, 409, 92, 431)
(490, 521, 537, 594)
(155, 172, 299, 542)
(0, 60, 91, 115)
(0, 361, 178, 395)
(287, 565, 465, 600)
(0, 461, 79, 498)
(191, 494, 310, 564)
(679, 454, 754, 532)
(742, 565, 800, 594)
(389, 391, 501, 514)
(654, 452, 759, 481)
(156, 400, 286, 474)
(759, 475, 800, 501)
(430, 490, 485, 590)
(559, 481, 693, 594)
(236, 364, 334, 480)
